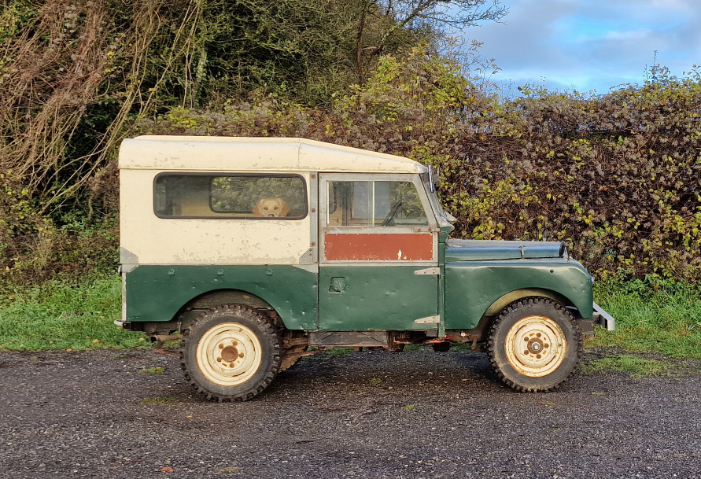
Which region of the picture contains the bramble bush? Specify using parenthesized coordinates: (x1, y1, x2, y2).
(1, 37, 699, 286)
(141, 47, 701, 281)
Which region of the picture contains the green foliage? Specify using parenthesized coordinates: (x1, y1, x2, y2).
(581, 354, 672, 377)
(143, 47, 701, 281)
(589, 276, 701, 357)
(140, 367, 166, 374)
(0, 277, 148, 350)
(0, 0, 699, 287)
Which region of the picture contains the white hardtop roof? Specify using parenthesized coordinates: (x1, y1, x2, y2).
(119, 136, 427, 174)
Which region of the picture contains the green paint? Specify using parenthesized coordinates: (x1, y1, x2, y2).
(443, 259, 594, 330)
(124, 247, 592, 335)
(125, 265, 318, 330)
(438, 226, 452, 243)
(445, 240, 563, 262)
(438, 231, 448, 337)
(319, 265, 438, 331)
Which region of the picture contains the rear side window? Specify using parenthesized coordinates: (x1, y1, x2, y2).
(154, 174, 307, 219)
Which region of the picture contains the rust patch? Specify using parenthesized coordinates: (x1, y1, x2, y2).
(324, 233, 433, 261)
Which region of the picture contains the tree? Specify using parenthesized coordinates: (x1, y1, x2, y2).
(353, 0, 508, 82)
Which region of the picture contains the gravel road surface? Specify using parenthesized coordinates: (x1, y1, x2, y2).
(1, 348, 700, 479)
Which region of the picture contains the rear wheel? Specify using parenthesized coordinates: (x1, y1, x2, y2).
(180, 305, 281, 401)
(488, 298, 582, 392)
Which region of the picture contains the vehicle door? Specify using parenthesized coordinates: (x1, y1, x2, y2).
(318, 173, 439, 331)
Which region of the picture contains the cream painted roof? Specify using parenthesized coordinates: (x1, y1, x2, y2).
(118, 136, 427, 174)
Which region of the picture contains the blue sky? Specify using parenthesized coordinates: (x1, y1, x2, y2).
(464, 0, 701, 94)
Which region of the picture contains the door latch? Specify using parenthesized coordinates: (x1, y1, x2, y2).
(329, 277, 346, 294)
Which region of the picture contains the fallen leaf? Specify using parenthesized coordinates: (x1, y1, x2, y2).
(66, 348, 72, 352)
(157, 466, 173, 473)
(402, 404, 415, 410)
(538, 401, 555, 406)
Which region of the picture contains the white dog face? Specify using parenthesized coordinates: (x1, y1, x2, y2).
(252, 197, 290, 217)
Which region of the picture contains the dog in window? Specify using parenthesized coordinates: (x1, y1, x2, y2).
(253, 197, 290, 217)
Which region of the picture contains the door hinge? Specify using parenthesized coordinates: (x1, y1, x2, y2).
(414, 315, 440, 324)
(414, 267, 440, 275)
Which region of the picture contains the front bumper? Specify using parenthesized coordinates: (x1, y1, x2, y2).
(592, 302, 616, 331)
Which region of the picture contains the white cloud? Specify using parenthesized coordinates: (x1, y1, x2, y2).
(600, 29, 655, 42)
(463, 0, 701, 93)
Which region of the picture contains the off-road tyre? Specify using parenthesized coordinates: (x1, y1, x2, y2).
(180, 304, 281, 402)
(488, 297, 583, 392)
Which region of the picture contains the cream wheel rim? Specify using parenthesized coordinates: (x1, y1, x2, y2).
(196, 323, 263, 387)
(504, 315, 567, 378)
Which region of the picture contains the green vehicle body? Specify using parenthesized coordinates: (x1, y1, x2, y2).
(123, 240, 594, 335)
(118, 136, 610, 349)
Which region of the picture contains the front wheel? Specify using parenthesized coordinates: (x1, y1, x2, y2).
(180, 305, 281, 401)
(488, 298, 583, 392)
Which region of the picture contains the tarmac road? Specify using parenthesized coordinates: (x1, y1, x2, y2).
(1, 347, 700, 479)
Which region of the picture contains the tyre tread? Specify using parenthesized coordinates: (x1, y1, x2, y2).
(487, 297, 583, 392)
(180, 304, 281, 402)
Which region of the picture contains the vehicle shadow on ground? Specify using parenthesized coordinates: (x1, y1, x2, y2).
(260, 348, 513, 402)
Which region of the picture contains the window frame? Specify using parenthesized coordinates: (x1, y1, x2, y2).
(319, 173, 439, 264)
(152, 172, 308, 220)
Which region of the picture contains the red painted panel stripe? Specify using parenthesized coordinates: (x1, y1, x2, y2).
(324, 233, 433, 261)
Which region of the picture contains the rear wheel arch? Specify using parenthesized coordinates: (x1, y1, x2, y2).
(184, 289, 274, 313)
(179, 291, 309, 374)
(177, 289, 291, 330)
(138, 289, 285, 338)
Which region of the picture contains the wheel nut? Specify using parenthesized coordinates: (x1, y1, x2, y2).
(239, 352, 244, 358)
(219, 344, 223, 349)
(536, 354, 542, 359)
(524, 350, 529, 355)
(217, 357, 222, 362)
(524, 337, 529, 342)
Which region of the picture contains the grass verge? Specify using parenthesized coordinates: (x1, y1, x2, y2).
(581, 354, 673, 377)
(0, 274, 700, 359)
(0, 277, 147, 351)
(587, 275, 701, 359)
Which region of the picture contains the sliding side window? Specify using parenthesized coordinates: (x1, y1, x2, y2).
(154, 174, 307, 219)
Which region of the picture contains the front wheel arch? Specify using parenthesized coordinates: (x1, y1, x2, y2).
(485, 288, 574, 317)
